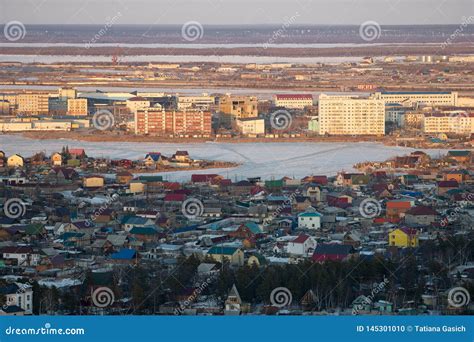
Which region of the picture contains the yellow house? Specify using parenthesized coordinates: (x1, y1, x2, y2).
(208, 246, 244, 266)
(129, 180, 146, 194)
(83, 176, 105, 188)
(7, 154, 24, 168)
(51, 152, 62, 166)
(389, 228, 419, 248)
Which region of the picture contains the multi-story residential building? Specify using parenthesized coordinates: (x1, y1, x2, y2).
(135, 107, 211, 136)
(17, 93, 50, 115)
(372, 91, 458, 107)
(236, 118, 265, 135)
(48, 97, 68, 115)
(67, 98, 88, 116)
(59, 87, 77, 99)
(0, 283, 33, 315)
(274, 94, 313, 109)
(218, 95, 258, 126)
(177, 95, 215, 111)
(422, 111, 474, 134)
(126, 97, 151, 113)
(318, 94, 385, 135)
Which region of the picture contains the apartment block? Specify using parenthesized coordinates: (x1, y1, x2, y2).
(218, 95, 258, 125)
(318, 94, 385, 135)
(274, 94, 313, 109)
(17, 93, 50, 115)
(423, 112, 474, 134)
(67, 98, 88, 116)
(372, 91, 458, 107)
(236, 118, 265, 135)
(135, 107, 211, 136)
(177, 95, 215, 111)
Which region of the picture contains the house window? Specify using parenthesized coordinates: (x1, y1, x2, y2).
(27, 295, 30, 300)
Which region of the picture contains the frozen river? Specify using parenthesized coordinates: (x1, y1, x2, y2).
(0, 135, 446, 182)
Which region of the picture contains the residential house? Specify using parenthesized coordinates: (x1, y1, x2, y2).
(0, 283, 33, 315)
(389, 228, 419, 248)
(83, 175, 105, 188)
(51, 152, 62, 166)
(207, 246, 244, 266)
(224, 284, 242, 315)
(405, 206, 438, 226)
(386, 200, 414, 220)
(312, 244, 355, 262)
(437, 180, 459, 195)
(287, 234, 317, 256)
(447, 150, 471, 163)
(7, 154, 24, 168)
(298, 211, 322, 229)
(1, 246, 40, 266)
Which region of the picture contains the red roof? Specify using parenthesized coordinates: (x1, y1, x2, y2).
(275, 94, 313, 100)
(292, 234, 310, 244)
(438, 180, 459, 188)
(399, 228, 418, 236)
(69, 148, 85, 156)
(406, 206, 437, 216)
(191, 174, 219, 183)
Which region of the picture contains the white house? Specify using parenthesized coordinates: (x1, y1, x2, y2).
(287, 234, 317, 256)
(298, 212, 322, 229)
(1, 246, 40, 266)
(0, 282, 33, 315)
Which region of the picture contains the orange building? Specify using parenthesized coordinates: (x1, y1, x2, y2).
(386, 200, 413, 220)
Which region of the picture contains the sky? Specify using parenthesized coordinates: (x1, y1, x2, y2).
(0, 0, 472, 25)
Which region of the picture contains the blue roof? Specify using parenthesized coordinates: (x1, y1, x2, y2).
(111, 248, 136, 260)
(124, 216, 150, 225)
(298, 212, 322, 217)
(243, 221, 262, 234)
(145, 153, 161, 161)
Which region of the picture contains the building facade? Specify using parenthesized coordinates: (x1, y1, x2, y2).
(135, 108, 211, 137)
(318, 94, 385, 135)
(274, 94, 313, 109)
(372, 91, 458, 107)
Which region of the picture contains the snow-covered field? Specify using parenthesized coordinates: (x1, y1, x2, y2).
(0, 135, 447, 182)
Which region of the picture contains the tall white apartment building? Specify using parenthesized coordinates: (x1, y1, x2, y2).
(372, 91, 458, 107)
(318, 94, 385, 135)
